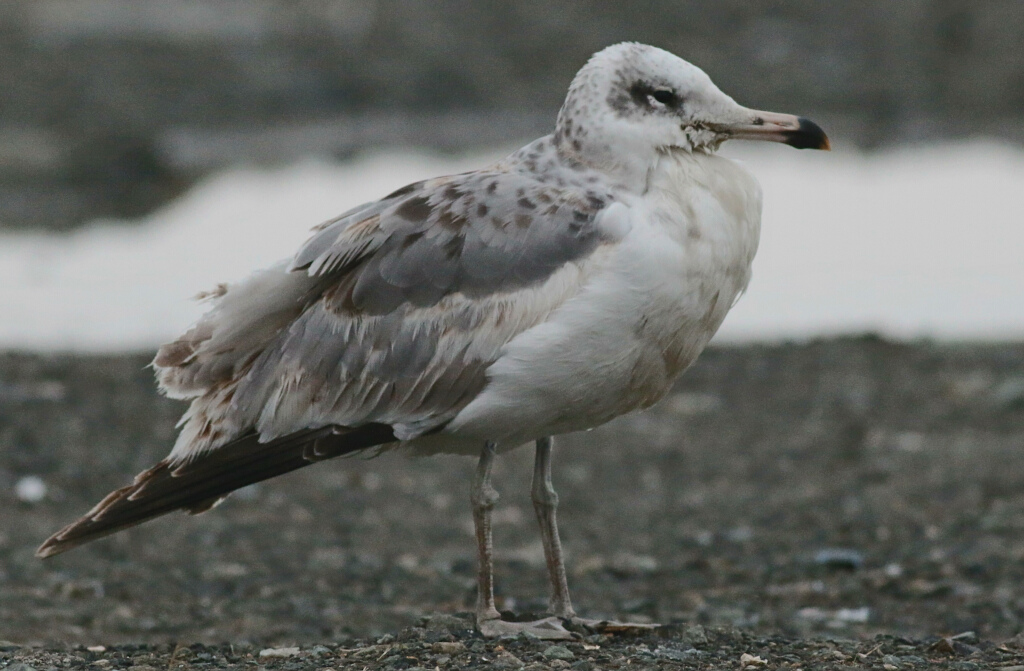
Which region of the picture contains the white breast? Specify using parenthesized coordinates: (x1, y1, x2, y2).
(437, 152, 762, 452)
(631, 150, 762, 383)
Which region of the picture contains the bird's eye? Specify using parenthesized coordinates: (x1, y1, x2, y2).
(651, 89, 677, 106)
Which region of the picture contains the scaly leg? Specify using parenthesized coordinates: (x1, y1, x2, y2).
(531, 436, 660, 635)
(472, 440, 572, 640)
(532, 436, 576, 619)
(472, 440, 501, 624)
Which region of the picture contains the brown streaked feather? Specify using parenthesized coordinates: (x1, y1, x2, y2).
(36, 423, 395, 559)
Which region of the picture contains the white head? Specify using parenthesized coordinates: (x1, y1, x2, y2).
(555, 43, 829, 183)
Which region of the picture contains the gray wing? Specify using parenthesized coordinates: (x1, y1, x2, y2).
(157, 166, 627, 463)
(289, 169, 615, 311)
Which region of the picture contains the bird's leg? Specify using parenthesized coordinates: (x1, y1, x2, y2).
(472, 440, 572, 640)
(531, 437, 661, 635)
(471, 440, 501, 623)
(532, 436, 576, 619)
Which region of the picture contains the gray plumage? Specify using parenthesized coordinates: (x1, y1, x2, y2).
(155, 137, 627, 459)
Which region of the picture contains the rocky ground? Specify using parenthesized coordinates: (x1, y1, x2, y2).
(3, 620, 1024, 671)
(3, 337, 1024, 669)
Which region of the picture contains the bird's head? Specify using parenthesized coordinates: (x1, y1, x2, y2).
(556, 43, 829, 177)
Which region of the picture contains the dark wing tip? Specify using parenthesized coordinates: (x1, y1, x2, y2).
(36, 540, 65, 558)
(37, 535, 68, 558)
(36, 423, 398, 559)
(37, 533, 87, 558)
(36, 463, 172, 558)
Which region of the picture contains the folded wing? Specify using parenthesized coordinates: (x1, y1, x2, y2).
(162, 166, 620, 462)
(39, 158, 627, 556)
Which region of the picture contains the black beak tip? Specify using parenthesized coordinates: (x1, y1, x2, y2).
(785, 117, 831, 150)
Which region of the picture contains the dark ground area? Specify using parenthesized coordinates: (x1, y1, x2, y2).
(3, 621, 1024, 671)
(2, 0, 1024, 231)
(3, 338, 1024, 669)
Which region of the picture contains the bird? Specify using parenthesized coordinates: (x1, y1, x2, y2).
(38, 42, 829, 638)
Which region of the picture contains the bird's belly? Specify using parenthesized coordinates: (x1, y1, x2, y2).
(445, 240, 753, 448)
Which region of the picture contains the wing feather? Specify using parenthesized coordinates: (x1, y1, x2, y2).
(159, 157, 623, 463)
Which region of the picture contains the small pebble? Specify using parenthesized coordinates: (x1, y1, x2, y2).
(431, 641, 465, 655)
(15, 475, 47, 503)
(259, 647, 300, 658)
(813, 547, 864, 570)
(493, 651, 523, 667)
(654, 647, 698, 661)
(683, 624, 708, 645)
(1004, 631, 1024, 649)
(542, 645, 575, 661)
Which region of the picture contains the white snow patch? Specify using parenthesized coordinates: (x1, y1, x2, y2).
(0, 141, 1022, 352)
(718, 141, 1024, 342)
(0, 151, 494, 351)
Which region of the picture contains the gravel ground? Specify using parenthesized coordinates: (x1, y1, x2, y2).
(3, 620, 1024, 671)
(3, 337, 1024, 669)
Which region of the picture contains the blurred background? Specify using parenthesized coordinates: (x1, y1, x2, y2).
(1, 0, 1023, 347)
(2, 0, 1024, 646)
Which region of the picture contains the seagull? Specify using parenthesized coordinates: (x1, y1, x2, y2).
(38, 43, 829, 638)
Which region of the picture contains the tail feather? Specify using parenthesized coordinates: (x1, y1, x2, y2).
(36, 423, 396, 558)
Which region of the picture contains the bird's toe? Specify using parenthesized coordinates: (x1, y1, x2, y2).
(567, 616, 661, 635)
(477, 615, 575, 640)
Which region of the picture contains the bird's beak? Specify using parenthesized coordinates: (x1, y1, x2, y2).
(719, 110, 831, 150)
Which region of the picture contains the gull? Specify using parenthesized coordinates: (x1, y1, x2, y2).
(38, 43, 829, 638)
